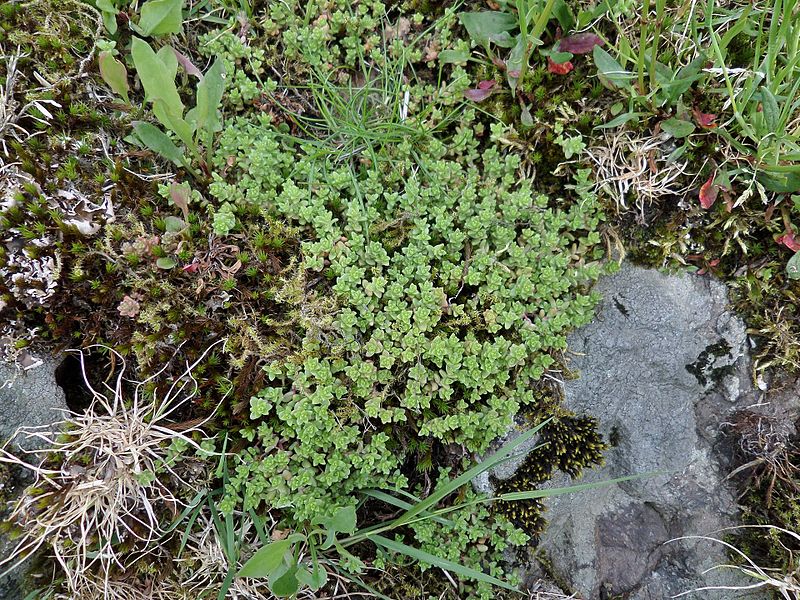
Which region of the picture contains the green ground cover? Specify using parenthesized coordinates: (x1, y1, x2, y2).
(1, 0, 799, 597)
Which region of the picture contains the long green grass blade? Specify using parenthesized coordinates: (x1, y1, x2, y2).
(389, 420, 549, 528)
(369, 534, 518, 591)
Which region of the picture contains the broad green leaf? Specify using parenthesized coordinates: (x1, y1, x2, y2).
(153, 100, 195, 148)
(96, 0, 118, 34)
(666, 142, 689, 164)
(788, 251, 800, 280)
(369, 535, 517, 591)
(506, 34, 526, 94)
(157, 45, 178, 82)
(132, 121, 185, 166)
(438, 49, 471, 64)
(130, 37, 184, 114)
(552, 0, 575, 31)
(550, 50, 574, 63)
(98, 51, 129, 103)
(237, 539, 292, 578)
(661, 117, 695, 138)
(296, 563, 327, 591)
(593, 45, 633, 86)
(188, 58, 226, 133)
(164, 216, 185, 232)
(156, 257, 177, 269)
(760, 86, 780, 133)
(329, 506, 356, 534)
(138, 0, 183, 36)
(458, 11, 517, 48)
(270, 566, 300, 597)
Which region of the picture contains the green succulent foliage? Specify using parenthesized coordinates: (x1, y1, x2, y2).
(399, 482, 530, 600)
(213, 90, 605, 525)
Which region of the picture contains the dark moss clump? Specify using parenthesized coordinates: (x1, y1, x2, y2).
(492, 414, 607, 538)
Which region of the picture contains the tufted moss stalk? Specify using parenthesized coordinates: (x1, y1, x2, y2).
(493, 413, 607, 537)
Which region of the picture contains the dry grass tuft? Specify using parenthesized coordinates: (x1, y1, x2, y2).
(0, 344, 221, 597)
(670, 525, 800, 599)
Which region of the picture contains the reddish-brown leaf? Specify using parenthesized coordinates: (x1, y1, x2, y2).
(169, 182, 191, 220)
(699, 173, 719, 209)
(464, 80, 497, 102)
(778, 230, 800, 252)
(692, 107, 717, 129)
(558, 33, 604, 54)
(547, 57, 574, 75)
(172, 48, 202, 78)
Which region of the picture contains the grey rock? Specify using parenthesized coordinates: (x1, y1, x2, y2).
(0, 354, 68, 600)
(0, 355, 67, 448)
(529, 264, 770, 599)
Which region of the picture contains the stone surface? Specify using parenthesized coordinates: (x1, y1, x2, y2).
(0, 354, 68, 600)
(530, 264, 770, 599)
(0, 355, 67, 448)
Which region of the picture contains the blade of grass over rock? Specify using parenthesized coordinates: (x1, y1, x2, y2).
(383, 420, 549, 529)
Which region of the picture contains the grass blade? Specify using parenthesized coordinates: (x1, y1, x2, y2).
(369, 534, 517, 591)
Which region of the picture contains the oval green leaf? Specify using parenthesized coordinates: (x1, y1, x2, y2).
(138, 0, 183, 36)
(237, 539, 292, 578)
(787, 251, 800, 280)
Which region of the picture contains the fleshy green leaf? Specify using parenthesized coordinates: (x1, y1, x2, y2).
(164, 216, 185, 232)
(594, 111, 645, 129)
(787, 251, 800, 280)
(98, 51, 129, 103)
(296, 563, 327, 591)
(237, 539, 292, 578)
(760, 86, 780, 133)
(329, 506, 356, 534)
(270, 566, 300, 597)
(156, 257, 177, 269)
(130, 37, 184, 114)
(661, 117, 695, 138)
(458, 12, 517, 48)
(593, 45, 633, 86)
(131, 121, 185, 166)
(138, 0, 183, 36)
(157, 45, 178, 82)
(188, 58, 226, 133)
(438, 49, 471, 64)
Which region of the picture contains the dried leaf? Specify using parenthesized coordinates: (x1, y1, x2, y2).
(699, 173, 719, 209)
(557, 32, 604, 54)
(547, 57, 574, 75)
